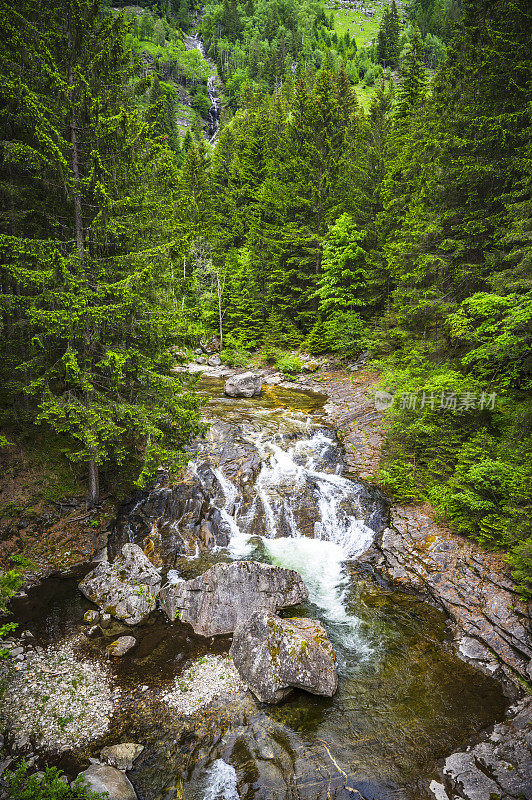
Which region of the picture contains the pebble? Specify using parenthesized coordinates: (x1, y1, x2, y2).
(0, 638, 113, 752)
(161, 654, 246, 716)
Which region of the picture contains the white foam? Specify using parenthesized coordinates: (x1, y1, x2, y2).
(203, 759, 240, 800)
(263, 536, 371, 656)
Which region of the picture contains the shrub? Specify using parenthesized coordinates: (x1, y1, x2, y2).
(4, 761, 107, 800)
(191, 90, 211, 116)
(508, 537, 532, 600)
(258, 346, 282, 365)
(276, 353, 303, 375)
(219, 348, 250, 368)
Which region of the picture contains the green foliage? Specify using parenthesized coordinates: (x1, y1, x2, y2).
(4, 760, 106, 800)
(0, 1, 206, 504)
(508, 537, 532, 600)
(304, 312, 366, 357)
(276, 353, 303, 375)
(220, 348, 250, 367)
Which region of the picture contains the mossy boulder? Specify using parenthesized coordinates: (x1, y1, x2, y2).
(160, 560, 308, 635)
(79, 543, 161, 626)
(230, 611, 338, 703)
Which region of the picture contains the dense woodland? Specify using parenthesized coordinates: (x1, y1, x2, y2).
(1, 0, 532, 606)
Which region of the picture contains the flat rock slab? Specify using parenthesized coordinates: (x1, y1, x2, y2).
(224, 371, 263, 397)
(78, 763, 137, 800)
(160, 560, 308, 635)
(432, 696, 532, 800)
(100, 743, 144, 771)
(107, 636, 136, 657)
(380, 510, 532, 688)
(79, 543, 161, 626)
(230, 611, 338, 703)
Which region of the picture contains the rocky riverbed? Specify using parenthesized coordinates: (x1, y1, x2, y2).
(0, 364, 529, 800)
(0, 636, 113, 753)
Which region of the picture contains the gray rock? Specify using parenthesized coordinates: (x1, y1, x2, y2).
(428, 781, 450, 800)
(160, 560, 308, 636)
(195, 356, 206, 364)
(100, 743, 144, 771)
(207, 354, 222, 367)
(230, 611, 338, 703)
(107, 636, 136, 657)
(224, 371, 263, 398)
(84, 610, 100, 624)
(379, 510, 532, 688)
(78, 764, 137, 800)
(79, 544, 161, 626)
(443, 752, 501, 800)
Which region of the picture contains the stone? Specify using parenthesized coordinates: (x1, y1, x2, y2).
(195, 356, 206, 364)
(160, 560, 308, 636)
(100, 613, 112, 628)
(84, 610, 100, 624)
(107, 636, 136, 657)
(207, 354, 222, 367)
(78, 764, 137, 800)
(201, 336, 221, 354)
(443, 752, 501, 800)
(79, 544, 161, 626)
(224, 371, 263, 398)
(428, 781, 450, 800)
(100, 743, 144, 771)
(230, 611, 338, 703)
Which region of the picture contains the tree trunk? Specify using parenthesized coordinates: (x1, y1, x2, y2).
(87, 457, 99, 508)
(217, 273, 224, 350)
(66, 9, 84, 255)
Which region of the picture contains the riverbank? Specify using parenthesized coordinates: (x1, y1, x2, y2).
(1, 361, 530, 800)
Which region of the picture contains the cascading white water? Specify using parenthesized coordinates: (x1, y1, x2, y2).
(194, 423, 376, 657)
(202, 759, 240, 800)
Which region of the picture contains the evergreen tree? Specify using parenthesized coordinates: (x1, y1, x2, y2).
(0, 0, 205, 505)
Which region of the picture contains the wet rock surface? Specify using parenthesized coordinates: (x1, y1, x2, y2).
(375, 512, 532, 691)
(160, 560, 308, 635)
(429, 697, 532, 800)
(100, 742, 144, 771)
(79, 543, 161, 626)
(224, 371, 263, 397)
(230, 611, 338, 703)
(107, 636, 136, 657)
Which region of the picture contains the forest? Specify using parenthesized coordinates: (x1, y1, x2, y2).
(0, 0, 531, 796)
(2, 0, 530, 592)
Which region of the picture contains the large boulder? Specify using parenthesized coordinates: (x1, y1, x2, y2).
(79, 544, 161, 626)
(160, 560, 308, 635)
(230, 611, 338, 703)
(100, 743, 144, 772)
(224, 371, 263, 398)
(78, 764, 137, 800)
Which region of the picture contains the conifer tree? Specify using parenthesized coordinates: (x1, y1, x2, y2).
(0, 0, 205, 505)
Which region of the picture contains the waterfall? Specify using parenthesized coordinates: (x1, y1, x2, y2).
(192, 425, 377, 658)
(185, 35, 221, 143)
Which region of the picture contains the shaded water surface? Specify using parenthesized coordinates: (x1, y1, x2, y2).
(10, 379, 507, 800)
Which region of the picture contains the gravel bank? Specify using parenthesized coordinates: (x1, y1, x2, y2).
(0, 638, 113, 753)
(161, 654, 246, 715)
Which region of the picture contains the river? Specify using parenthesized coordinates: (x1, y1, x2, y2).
(7, 379, 506, 800)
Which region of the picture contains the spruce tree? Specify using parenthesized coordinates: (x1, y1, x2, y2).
(0, 0, 205, 505)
